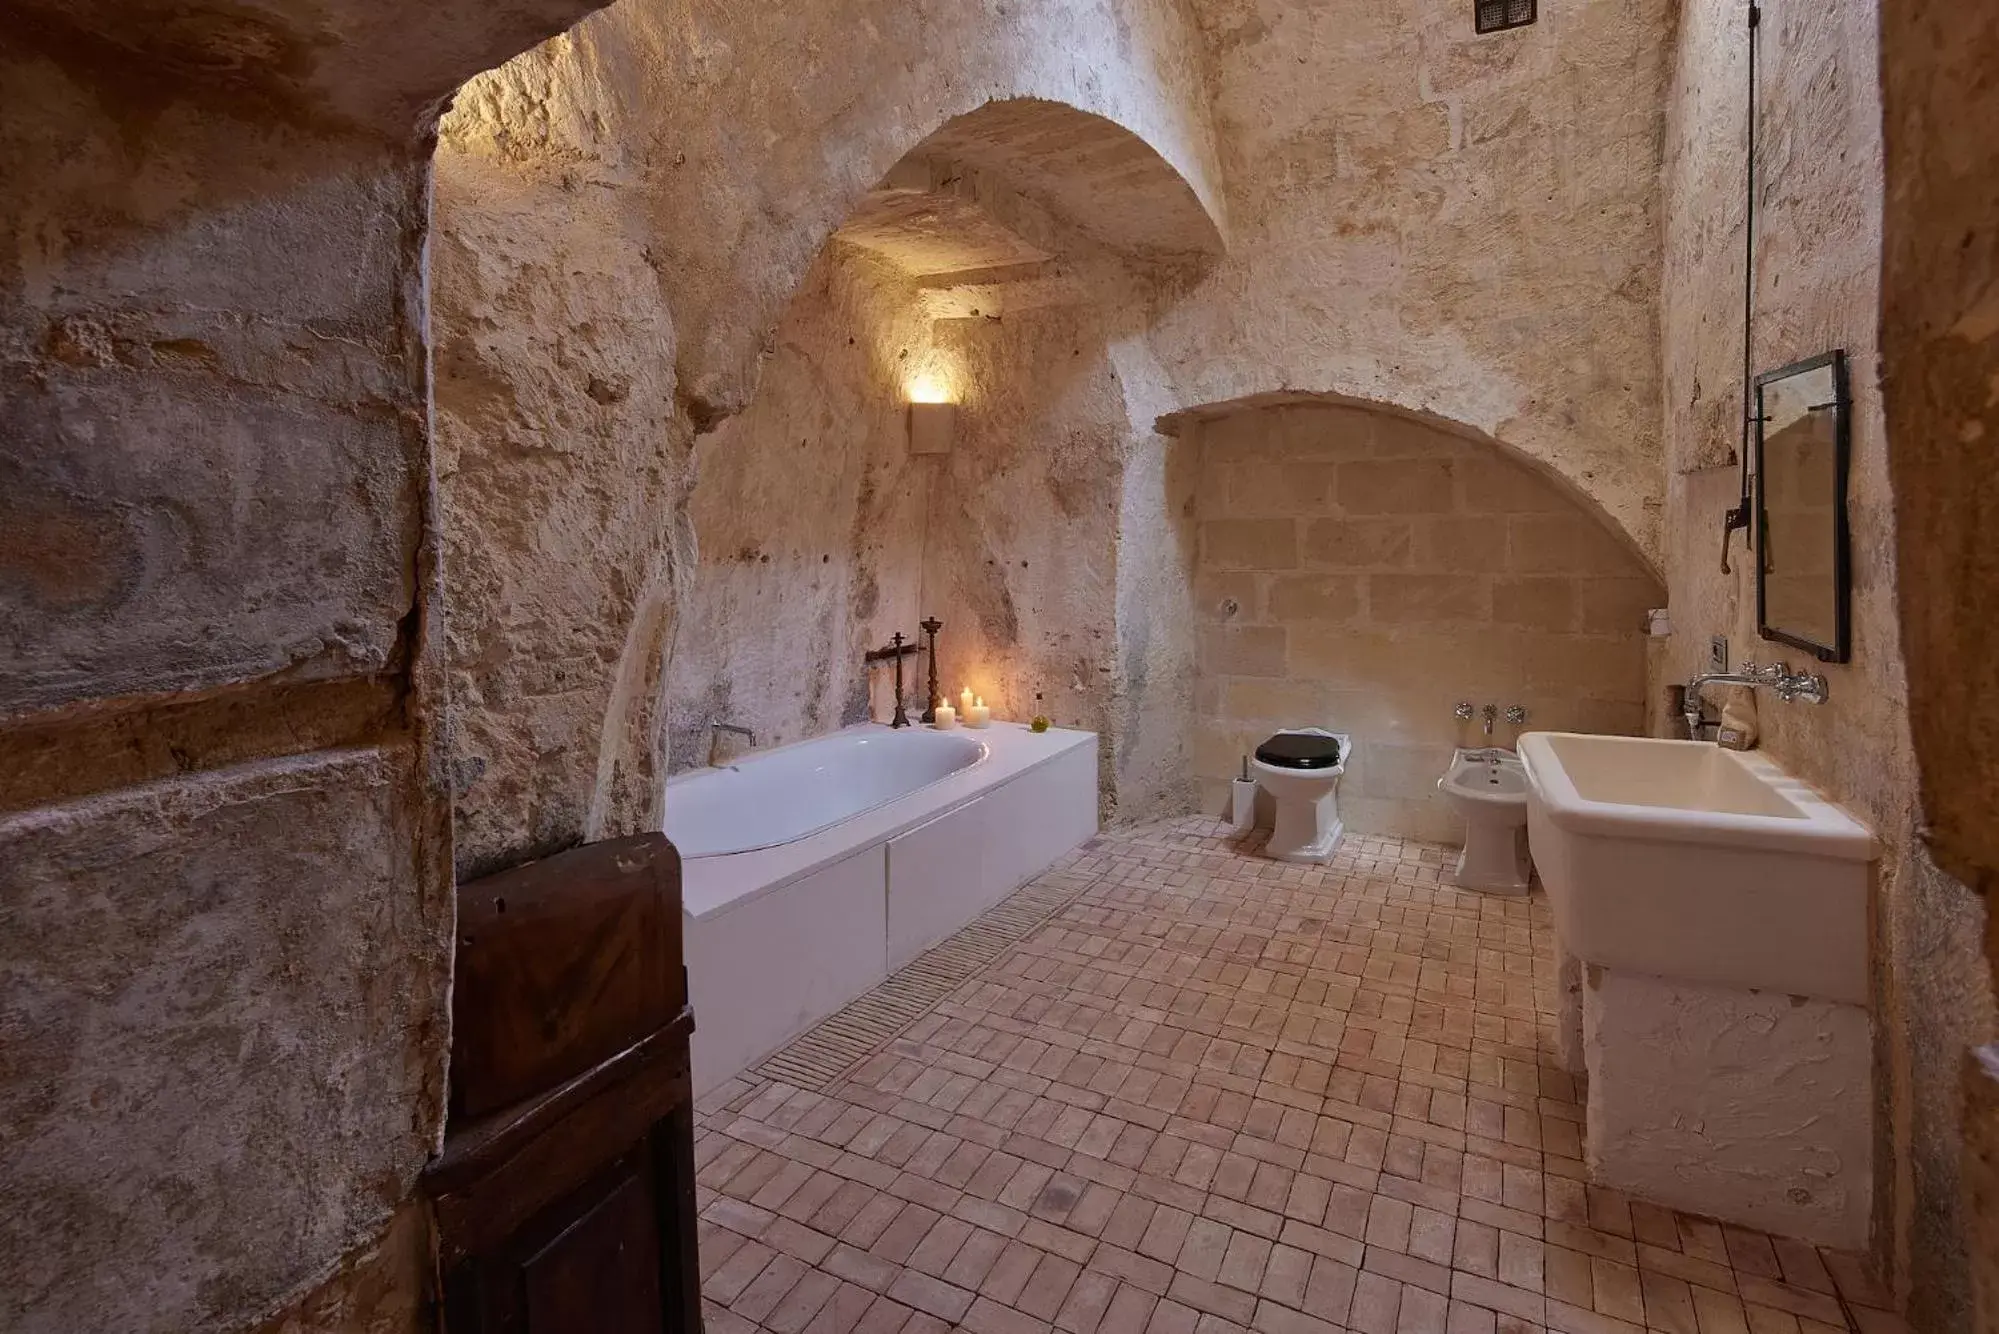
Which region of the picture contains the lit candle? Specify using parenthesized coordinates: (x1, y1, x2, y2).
(960, 686, 974, 715)
(933, 702, 957, 729)
(966, 695, 991, 729)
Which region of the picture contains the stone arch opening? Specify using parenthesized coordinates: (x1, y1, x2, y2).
(431, 44, 1228, 875)
(655, 97, 1223, 788)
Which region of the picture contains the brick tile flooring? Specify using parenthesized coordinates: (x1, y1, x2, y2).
(693, 818, 1903, 1334)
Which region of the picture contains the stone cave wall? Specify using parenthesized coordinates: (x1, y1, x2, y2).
(1187, 403, 1659, 841)
(918, 307, 1135, 794)
(1146, 0, 1677, 560)
(661, 245, 934, 766)
(433, 35, 688, 879)
(0, 18, 495, 1334)
(1876, 1, 1999, 1321)
(663, 239, 1171, 823)
(1660, 0, 1994, 1317)
(1107, 335, 1203, 826)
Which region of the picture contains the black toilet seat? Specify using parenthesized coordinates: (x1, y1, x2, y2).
(1255, 732, 1344, 770)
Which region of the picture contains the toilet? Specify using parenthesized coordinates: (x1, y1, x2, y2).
(1249, 728, 1349, 863)
(1437, 747, 1531, 893)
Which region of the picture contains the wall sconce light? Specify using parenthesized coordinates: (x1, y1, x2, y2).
(906, 372, 955, 455)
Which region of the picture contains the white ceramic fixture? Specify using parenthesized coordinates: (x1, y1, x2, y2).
(674, 723, 1098, 1093)
(1249, 728, 1348, 864)
(1518, 732, 1874, 1003)
(665, 726, 984, 857)
(1437, 748, 1531, 893)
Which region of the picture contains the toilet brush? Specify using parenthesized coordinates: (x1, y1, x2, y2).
(1230, 756, 1258, 834)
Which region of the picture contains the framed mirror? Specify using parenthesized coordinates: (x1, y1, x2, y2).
(1753, 350, 1851, 662)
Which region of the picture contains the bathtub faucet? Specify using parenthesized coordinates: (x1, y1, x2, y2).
(865, 633, 920, 728)
(709, 720, 757, 759)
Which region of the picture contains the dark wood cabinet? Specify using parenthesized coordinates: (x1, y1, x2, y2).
(425, 835, 701, 1334)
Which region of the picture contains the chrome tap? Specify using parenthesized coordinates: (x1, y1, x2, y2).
(1681, 660, 1828, 739)
(864, 633, 918, 727)
(1481, 703, 1498, 737)
(709, 720, 757, 764)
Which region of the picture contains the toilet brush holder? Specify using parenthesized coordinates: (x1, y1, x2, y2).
(1230, 758, 1258, 834)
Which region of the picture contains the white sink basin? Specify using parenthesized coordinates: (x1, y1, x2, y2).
(1518, 733, 1874, 1004)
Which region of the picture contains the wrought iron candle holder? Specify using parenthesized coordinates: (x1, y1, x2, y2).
(919, 617, 943, 724)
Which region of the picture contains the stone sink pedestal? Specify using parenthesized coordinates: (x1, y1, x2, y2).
(1520, 733, 1877, 1249)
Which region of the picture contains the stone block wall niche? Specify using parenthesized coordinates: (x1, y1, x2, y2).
(1185, 401, 1662, 840)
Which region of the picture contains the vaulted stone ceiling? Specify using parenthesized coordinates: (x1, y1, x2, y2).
(831, 98, 1225, 325)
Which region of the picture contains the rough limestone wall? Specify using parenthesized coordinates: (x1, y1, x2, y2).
(1109, 333, 1202, 825)
(1876, 3, 1999, 1321)
(430, 0, 1224, 872)
(662, 246, 935, 766)
(919, 306, 1133, 807)
(619, 0, 1226, 418)
(0, 34, 455, 1334)
(434, 33, 689, 878)
(1188, 403, 1658, 841)
(1148, 0, 1674, 560)
(1659, 0, 1994, 1313)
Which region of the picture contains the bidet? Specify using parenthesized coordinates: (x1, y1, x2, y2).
(1437, 748, 1530, 892)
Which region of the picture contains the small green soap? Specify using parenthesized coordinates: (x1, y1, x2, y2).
(1030, 715, 1051, 733)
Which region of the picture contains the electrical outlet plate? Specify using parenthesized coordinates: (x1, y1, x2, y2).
(1709, 636, 1729, 672)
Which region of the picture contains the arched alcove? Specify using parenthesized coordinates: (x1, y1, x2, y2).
(429, 39, 1223, 868)
(657, 99, 1219, 787)
(1138, 394, 1665, 840)
(1157, 388, 1661, 580)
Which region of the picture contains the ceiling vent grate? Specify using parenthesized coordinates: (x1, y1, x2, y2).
(1475, 0, 1536, 34)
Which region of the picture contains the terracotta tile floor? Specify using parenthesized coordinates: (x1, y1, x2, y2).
(692, 818, 1902, 1334)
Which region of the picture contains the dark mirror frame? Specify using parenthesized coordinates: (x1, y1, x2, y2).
(1753, 348, 1852, 663)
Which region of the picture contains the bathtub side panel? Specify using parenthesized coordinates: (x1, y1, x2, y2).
(685, 845, 887, 1094)
(886, 738, 1099, 969)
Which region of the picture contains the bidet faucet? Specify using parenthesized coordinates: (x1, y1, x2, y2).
(1681, 660, 1828, 739)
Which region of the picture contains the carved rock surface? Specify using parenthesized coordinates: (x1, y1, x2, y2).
(0, 748, 447, 1334)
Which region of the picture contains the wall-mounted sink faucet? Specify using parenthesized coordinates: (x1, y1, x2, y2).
(1481, 703, 1498, 736)
(1682, 660, 1828, 739)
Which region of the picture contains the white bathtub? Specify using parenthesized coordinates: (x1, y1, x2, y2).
(665, 727, 987, 857)
(667, 722, 1098, 1094)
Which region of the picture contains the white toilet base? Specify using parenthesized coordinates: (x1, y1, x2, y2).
(1265, 803, 1344, 864)
(1251, 729, 1350, 866)
(1454, 821, 1531, 894)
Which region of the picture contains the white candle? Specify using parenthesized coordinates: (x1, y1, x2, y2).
(933, 703, 957, 729)
(960, 687, 974, 715)
(966, 695, 991, 729)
